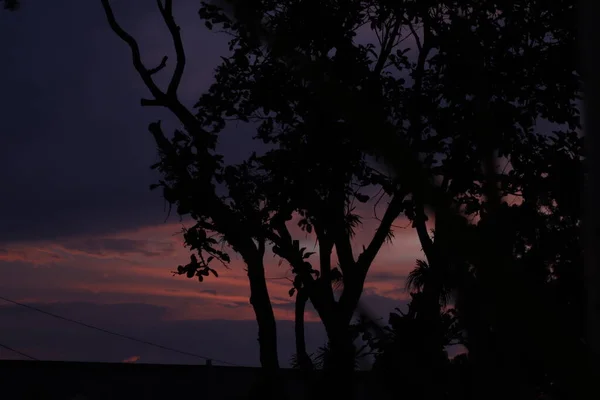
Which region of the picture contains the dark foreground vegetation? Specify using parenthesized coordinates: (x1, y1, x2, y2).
(5, 0, 593, 399)
(100, 0, 587, 399)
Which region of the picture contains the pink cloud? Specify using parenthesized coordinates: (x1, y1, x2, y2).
(55, 237, 177, 260)
(0, 245, 63, 265)
(122, 355, 141, 363)
(0, 197, 427, 324)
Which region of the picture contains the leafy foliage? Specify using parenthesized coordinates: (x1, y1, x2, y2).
(198, 1, 581, 395)
(196, 0, 417, 384)
(104, 0, 583, 397)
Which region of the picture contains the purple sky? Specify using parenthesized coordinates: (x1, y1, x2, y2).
(0, 0, 423, 367)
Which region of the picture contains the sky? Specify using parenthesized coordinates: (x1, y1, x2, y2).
(0, 0, 424, 367)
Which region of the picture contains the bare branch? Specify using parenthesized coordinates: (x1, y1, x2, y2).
(148, 121, 174, 153)
(103, 0, 215, 148)
(156, 0, 186, 97)
(100, 0, 166, 103)
(148, 55, 169, 75)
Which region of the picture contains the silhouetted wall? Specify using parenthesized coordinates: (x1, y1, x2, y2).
(0, 360, 380, 400)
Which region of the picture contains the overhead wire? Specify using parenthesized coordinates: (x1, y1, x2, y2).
(0, 295, 242, 367)
(0, 342, 38, 360)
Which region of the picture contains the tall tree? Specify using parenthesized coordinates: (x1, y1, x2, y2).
(401, 135, 583, 399)
(362, 0, 582, 398)
(197, 0, 575, 373)
(99, 4, 283, 397)
(195, 2, 410, 395)
(102, 0, 583, 398)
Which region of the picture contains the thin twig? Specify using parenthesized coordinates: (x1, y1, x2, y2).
(148, 55, 169, 75)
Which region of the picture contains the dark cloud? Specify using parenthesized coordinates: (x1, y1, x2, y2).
(0, 0, 237, 244)
(0, 301, 327, 367)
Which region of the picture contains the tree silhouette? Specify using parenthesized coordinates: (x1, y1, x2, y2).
(291, 317, 374, 372)
(196, 2, 413, 396)
(367, 128, 583, 400)
(203, 0, 586, 398)
(102, 0, 584, 398)
(375, 134, 583, 399)
(368, 293, 462, 400)
(359, 1, 582, 397)
(99, 4, 286, 398)
(196, 0, 577, 391)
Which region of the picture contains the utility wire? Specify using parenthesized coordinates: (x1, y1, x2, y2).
(0, 342, 38, 360)
(0, 295, 242, 367)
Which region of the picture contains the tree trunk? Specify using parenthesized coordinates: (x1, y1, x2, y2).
(295, 288, 314, 372)
(247, 258, 279, 370)
(245, 256, 283, 400)
(321, 317, 356, 399)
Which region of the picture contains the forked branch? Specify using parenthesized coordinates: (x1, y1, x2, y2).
(100, 0, 186, 104)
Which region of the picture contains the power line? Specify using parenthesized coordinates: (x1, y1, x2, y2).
(0, 342, 38, 360)
(0, 295, 242, 367)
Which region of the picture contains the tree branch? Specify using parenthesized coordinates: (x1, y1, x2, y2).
(413, 203, 435, 260)
(100, 0, 166, 103)
(267, 216, 337, 320)
(148, 121, 174, 154)
(332, 187, 355, 273)
(314, 223, 335, 305)
(334, 226, 355, 274)
(269, 217, 314, 279)
(156, 0, 186, 97)
(373, 18, 401, 75)
(148, 55, 169, 75)
(407, 20, 423, 53)
(102, 0, 215, 150)
(271, 214, 293, 246)
(314, 223, 332, 280)
(356, 192, 405, 273)
(141, 98, 164, 106)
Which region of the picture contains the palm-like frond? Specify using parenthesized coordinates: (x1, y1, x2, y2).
(405, 259, 430, 293)
(345, 211, 362, 238)
(405, 259, 457, 307)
